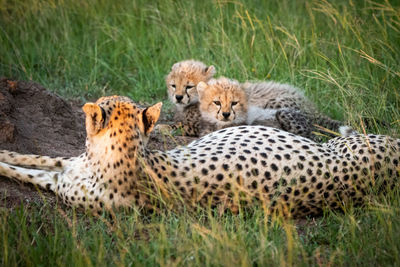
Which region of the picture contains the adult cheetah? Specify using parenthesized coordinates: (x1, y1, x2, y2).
(0, 96, 399, 217)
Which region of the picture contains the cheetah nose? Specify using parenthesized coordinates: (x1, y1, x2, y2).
(175, 95, 184, 102)
(222, 112, 231, 119)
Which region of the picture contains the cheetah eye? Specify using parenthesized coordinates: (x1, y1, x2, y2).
(171, 84, 176, 89)
(213, 101, 221, 106)
(185, 85, 194, 90)
(231, 101, 238, 106)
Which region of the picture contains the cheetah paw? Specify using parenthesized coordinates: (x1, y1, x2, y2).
(339, 126, 359, 137)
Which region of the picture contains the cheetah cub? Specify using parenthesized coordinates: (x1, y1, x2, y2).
(165, 60, 215, 108)
(156, 60, 216, 136)
(197, 77, 316, 138)
(166, 59, 216, 108)
(159, 59, 354, 138)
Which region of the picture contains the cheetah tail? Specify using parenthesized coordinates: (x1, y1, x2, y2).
(313, 114, 357, 137)
(0, 150, 71, 171)
(0, 161, 58, 192)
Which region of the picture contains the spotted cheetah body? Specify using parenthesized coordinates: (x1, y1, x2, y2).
(158, 127, 399, 215)
(0, 96, 399, 217)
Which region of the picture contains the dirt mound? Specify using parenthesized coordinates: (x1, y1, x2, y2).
(0, 78, 86, 157)
(0, 78, 195, 209)
(0, 78, 86, 209)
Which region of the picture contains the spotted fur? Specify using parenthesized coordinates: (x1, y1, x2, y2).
(0, 96, 399, 217)
(243, 80, 355, 135)
(162, 60, 354, 138)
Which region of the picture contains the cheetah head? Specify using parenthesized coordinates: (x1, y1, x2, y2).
(197, 77, 248, 127)
(166, 60, 216, 107)
(82, 96, 162, 153)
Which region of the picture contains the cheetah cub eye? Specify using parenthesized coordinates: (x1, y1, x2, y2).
(213, 101, 221, 106)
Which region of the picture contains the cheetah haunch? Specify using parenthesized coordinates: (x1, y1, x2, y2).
(0, 96, 399, 217)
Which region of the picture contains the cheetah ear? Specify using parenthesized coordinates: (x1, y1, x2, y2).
(196, 81, 208, 99)
(82, 103, 105, 136)
(171, 62, 181, 71)
(204, 65, 216, 78)
(142, 102, 163, 135)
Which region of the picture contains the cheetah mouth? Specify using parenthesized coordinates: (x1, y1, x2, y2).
(174, 101, 188, 107)
(218, 118, 233, 124)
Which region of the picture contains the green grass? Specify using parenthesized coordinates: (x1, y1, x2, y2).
(1, 192, 400, 266)
(1, 0, 400, 266)
(1, 0, 399, 128)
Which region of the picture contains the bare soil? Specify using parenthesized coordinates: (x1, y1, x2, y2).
(0, 78, 195, 210)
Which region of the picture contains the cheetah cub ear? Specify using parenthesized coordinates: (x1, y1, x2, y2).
(196, 81, 208, 99)
(171, 62, 182, 71)
(203, 65, 216, 78)
(141, 102, 163, 135)
(82, 103, 105, 136)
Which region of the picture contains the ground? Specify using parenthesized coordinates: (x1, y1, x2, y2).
(0, 78, 197, 210)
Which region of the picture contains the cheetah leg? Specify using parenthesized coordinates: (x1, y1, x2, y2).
(176, 123, 200, 136)
(0, 150, 70, 171)
(275, 108, 314, 139)
(0, 161, 59, 192)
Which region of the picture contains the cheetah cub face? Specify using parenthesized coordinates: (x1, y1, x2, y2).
(166, 60, 216, 107)
(197, 77, 248, 127)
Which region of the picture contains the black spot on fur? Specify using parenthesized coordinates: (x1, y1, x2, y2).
(271, 164, 278, 171)
(236, 164, 243, 171)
